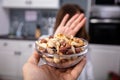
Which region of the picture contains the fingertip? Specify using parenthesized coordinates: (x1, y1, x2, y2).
(74, 56, 87, 70)
(27, 51, 41, 65)
(81, 17, 87, 23)
(71, 13, 79, 18)
(70, 57, 86, 79)
(64, 14, 69, 18)
(60, 13, 69, 26)
(66, 13, 69, 16)
(80, 13, 84, 16)
(75, 13, 79, 17)
(80, 56, 86, 62)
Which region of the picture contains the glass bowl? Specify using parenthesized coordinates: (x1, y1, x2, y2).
(35, 38, 88, 68)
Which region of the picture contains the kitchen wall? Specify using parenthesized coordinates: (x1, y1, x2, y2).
(0, 0, 9, 35)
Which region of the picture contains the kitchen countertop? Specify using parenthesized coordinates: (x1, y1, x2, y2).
(0, 35, 37, 41)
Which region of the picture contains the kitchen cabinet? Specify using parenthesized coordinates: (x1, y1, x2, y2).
(0, 39, 35, 80)
(2, 0, 30, 8)
(0, 50, 18, 77)
(29, 0, 59, 9)
(89, 44, 120, 80)
(2, 0, 59, 9)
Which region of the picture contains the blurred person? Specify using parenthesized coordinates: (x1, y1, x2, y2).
(53, 4, 94, 80)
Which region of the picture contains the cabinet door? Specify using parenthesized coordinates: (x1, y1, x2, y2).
(18, 50, 33, 78)
(30, 0, 59, 9)
(3, 0, 59, 9)
(2, 0, 31, 8)
(89, 44, 120, 80)
(17, 41, 34, 77)
(0, 50, 18, 77)
(0, 40, 35, 79)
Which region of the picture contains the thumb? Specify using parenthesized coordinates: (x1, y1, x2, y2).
(71, 57, 86, 79)
(27, 51, 40, 65)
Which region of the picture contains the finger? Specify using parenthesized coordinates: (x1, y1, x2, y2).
(27, 51, 40, 65)
(60, 14, 69, 26)
(74, 17, 86, 32)
(65, 14, 79, 27)
(71, 57, 86, 79)
(70, 14, 84, 29)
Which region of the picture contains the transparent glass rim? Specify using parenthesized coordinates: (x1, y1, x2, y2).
(35, 38, 88, 58)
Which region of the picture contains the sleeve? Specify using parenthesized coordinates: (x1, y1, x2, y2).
(77, 51, 94, 80)
(86, 51, 95, 80)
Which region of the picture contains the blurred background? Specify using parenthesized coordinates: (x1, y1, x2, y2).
(0, 0, 120, 80)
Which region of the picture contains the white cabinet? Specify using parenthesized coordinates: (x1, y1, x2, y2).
(2, 0, 31, 8)
(0, 50, 18, 77)
(30, 0, 59, 9)
(2, 0, 59, 9)
(0, 39, 35, 80)
(89, 44, 120, 80)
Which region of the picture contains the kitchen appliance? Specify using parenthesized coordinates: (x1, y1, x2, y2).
(89, 6, 120, 45)
(94, 0, 119, 5)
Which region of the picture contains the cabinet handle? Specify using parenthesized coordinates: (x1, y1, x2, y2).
(90, 19, 120, 23)
(28, 44, 32, 48)
(3, 42, 8, 46)
(26, 0, 32, 5)
(14, 51, 21, 56)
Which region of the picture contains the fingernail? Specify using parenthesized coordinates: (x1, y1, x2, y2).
(75, 13, 79, 16)
(81, 13, 84, 15)
(66, 13, 69, 16)
(64, 14, 69, 17)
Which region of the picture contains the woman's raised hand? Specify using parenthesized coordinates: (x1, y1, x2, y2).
(55, 13, 86, 37)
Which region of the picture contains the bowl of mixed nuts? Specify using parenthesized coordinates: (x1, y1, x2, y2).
(35, 34, 88, 68)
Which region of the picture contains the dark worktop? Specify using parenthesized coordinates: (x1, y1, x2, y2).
(0, 34, 37, 41)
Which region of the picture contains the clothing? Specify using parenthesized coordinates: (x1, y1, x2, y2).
(39, 35, 94, 80)
(78, 52, 94, 80)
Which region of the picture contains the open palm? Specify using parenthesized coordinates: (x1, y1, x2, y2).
(55, 13, 86, 37)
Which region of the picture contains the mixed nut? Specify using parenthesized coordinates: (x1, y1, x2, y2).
(35, 33, 86, 65)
